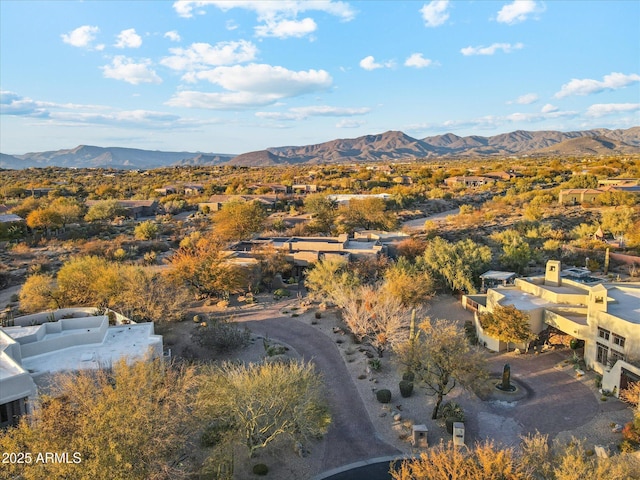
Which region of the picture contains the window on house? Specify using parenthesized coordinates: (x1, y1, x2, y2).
(549, 265, 556, 272)
(609, 349, 625, 366)
(612, 334, 626, 348)
(596, 343, 609, 365)
(595, 296, 604, 304)
(598, 328, 610, 341)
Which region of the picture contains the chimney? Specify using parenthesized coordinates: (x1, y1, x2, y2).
(545, 260, 561, 286)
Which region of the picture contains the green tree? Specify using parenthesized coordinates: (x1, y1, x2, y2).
(212, 200, 267, 241)
(167, 235, 246, 298)
(600, 206, 638, 238)
(0, 359, 198, 480)
(394, 318, 487, 419)
(304, 194, 337, 233)
(50, 197, 84, 226)
(304, 257, 359, 303)
(19, 274, 61, 312)
(84, 199, 125, 222)
(500, 236, 533, 274)
(26, 208, 63, 234)
(134, 220, 159, 240)
(197, 361, 330, 458)
(337, 197, 397, 232)
(422, 237, 492, 293)
(478, 304, 536, 351)
(382, 257, 435, 307)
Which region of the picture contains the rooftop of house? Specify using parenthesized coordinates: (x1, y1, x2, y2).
(492, 287, 556, 310)
(16, 323, 160, 376)
(0, 309, 162, 387)
(607, 286, 640, 324)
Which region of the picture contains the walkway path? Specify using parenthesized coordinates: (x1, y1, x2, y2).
(237, 304, 400, 472)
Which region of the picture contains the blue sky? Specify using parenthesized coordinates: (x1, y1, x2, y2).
(1, 0, 639, 155)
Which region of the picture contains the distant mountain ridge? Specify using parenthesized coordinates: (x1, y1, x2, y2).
(0, 145, 234, 169)
(2, 127, 638, 169)
(228, 127, 639, 166)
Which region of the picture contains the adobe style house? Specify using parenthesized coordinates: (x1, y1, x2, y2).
(198, 194, 278, 212)
(230, 234, 386, 276)
(0, 308, 163, 428)
(462, 261, 640, 398)
(558, 178, 640, 205)
(444, 176, 495, 187)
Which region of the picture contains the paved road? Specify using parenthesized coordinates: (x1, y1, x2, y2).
(401, 208, 459, 231)
(239, 307, 400, 473)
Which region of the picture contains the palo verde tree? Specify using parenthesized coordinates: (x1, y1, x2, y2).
(478, 304, 537, 351)
(421, 237, 492, 293)
(304, 193, 337, 233)
(212, 200, 267, 241)
(337, 197, 398, 233)
(197, 360, 331, 458)
(167, 234, 247, 299)
(304, 257, 360, 303)
(0, 359, 199, 480)
(394, 318, 487, 419)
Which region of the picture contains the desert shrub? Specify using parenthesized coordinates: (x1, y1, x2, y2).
(441, 401, 464, 421)
(252, 464, 269, 475)
(315, 311, 322, 319)
(463, 320, 478, 345)
(197, 316, 250, 353)
(273, 288, 291, 299)
(376, 389, 392, 403)
(369, 358, 381, 371)
(399, 380, 414, 398)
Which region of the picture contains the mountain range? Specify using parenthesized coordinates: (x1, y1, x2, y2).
(1, 127, 638, 169)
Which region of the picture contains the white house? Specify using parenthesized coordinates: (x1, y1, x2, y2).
(462, 260, 640, 398)
(0, 308, 163, 428)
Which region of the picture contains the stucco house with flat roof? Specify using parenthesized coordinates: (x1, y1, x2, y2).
(0, 308, 162, 428)
(462, 260, 640, 398)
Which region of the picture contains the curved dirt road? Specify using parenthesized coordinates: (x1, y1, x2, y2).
(237, 305, 400, 472)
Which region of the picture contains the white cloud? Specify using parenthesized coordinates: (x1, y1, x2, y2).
(420, 1, 450, 27)
(185, 63, 332, 95)
(256, 105, 370, 121)
(496, 0, 543, 25)
(161, 40, 258, 71)
(359, 55, 394, 71)
(173, 1, 355, 40)
(101, 56, 162, 85)
(166, 90, 282, 109)
(586, 103, 640, 117)
(174, 1, 356, 20)
(461, 42, 524, 56)
(1, 90, 197, 129)
(336, 119, 364, 128)
(167, 64, 332, 109)
(61, 25, 100, 49)
(541, 104, 558, 113)
(511, 93, 538, 104)
(255, 17, 317, 38)
(115, 28, 142, 49)
(555, 72, 640, 98)
(404, 53, 433, 68)
(360, 56, 381, 71)
(164, 30, 182, 42)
